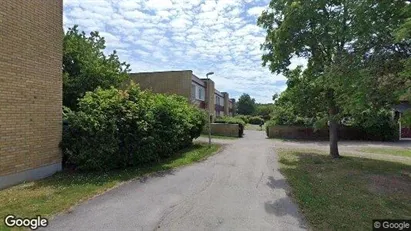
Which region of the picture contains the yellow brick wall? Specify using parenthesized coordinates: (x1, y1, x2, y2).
(0, 1, 63, 176)
(128, 71, 192, 99)
(203, 79, 216, 119)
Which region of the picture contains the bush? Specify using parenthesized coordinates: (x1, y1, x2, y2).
(353, 109, 399, 141)
(215, 116, 245, 126)
(248, 116, 265, 125)
(269, 104, 317, 126)
(151, 94, 206, 158)
(234, 115, 250, 124)
(61, 84, 206, 171)
(264, 109, 399, 141)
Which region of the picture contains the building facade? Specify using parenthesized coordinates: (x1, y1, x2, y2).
(128, 70, 235, 118)
(0, 1, 63, 189)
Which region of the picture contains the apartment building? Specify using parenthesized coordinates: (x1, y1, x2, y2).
(128, 70, 235, 118)
(0, 1, 63, 189)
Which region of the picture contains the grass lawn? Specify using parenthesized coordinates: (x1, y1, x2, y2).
(245, 123, 265, 131)
(200, 134, 238, 140)
(278, 148, 411, 231)
(0, 143, 221, 231)
(358, 147, 411, 158)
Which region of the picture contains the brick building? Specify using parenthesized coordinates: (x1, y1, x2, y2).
(0, 1, 63, 189)
(128, 70, 235, 118)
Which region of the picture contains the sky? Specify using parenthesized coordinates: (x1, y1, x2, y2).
(63, 0, 306, 103)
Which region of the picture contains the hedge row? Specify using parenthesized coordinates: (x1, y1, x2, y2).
(61, 84, 206, 171)
(248, 116, 264, 125)
(234, 115, 250, 124)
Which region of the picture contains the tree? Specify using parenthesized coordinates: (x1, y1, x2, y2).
(258, 0, 409, 158)
(63, 25, 131, 109)
(396, 2, 411, 100)
(236, 94, 256, 115)
(272, 93, 279, 101)
(254, 103, 274, 120)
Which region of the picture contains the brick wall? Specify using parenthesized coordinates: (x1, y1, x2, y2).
(203, 79, 215, 119)
(210, 123, 240, 137)
(128, 71, 193, 99)
(0, 1, 63, 178)
(222, 92, 229, 116)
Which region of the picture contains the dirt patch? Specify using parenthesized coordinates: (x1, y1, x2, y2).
(366, 174, 411, 195)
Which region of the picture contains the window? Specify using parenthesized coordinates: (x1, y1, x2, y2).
(191, 84, 196, 100)
(196, 86, 205, 100)
(215, 95, 224, 106)
(215, 95, 221, 105)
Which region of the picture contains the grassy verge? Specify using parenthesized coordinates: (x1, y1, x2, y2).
(0, 143, 221, 231)
(277, 148, 411, 231)
(200, 134, 238, 140)
(359, 147, 411, 158)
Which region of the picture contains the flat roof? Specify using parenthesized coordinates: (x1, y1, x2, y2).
(393, 102, 411, 113)
(129, 70, 192, 75)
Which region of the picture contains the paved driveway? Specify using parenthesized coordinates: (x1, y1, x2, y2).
(43, 130, 307, 231)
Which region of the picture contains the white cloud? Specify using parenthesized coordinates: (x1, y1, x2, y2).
(63, 0, 303, 103)
(170, 18, 192, 29)
(146, 0, 173, 10)
(247, 6, 266, 17)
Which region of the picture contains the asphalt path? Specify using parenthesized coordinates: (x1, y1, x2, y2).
(43, 130, 307, 231)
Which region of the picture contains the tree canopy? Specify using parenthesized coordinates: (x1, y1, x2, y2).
(63, 25, 131, 109)
(258, 0, 410, 157)
(236, 93, 256, 115)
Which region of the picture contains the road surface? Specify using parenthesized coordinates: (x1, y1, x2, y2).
(43, 130, 307, 231)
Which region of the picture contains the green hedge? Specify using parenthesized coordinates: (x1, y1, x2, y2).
(215, 116, 245, 126)
(265, 109, 399, 141)
(61, 84, 206, 171)
(234, 115, 250, 124)
(248, 116, 264, 125)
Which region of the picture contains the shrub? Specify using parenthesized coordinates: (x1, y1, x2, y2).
(353, 109, 399, 141)
(234, 115, 250, 124)
(248, 116, 265, 125)
(215, 116, 245, 126)
(151, 94, 206, 158)
(61, 84, 206, 171)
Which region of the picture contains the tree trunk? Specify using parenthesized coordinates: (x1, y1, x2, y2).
(328, 90, 340, 158)
(329, 116, 340, 158)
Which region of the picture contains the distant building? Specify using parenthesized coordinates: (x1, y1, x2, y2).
(128, 70, 235, 119)
(393, 100, 411, 140)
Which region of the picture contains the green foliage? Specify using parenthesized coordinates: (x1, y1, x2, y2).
(234, 115, 250, 124)
(396, 4, 411, 96)
(254, 104, 274, 120)
(61, 84, 206, 171)
(258, 0, 409, 150)
(401, 109, 411, 126)
(236, 93, 256, 115)
(351, 109, 399, 141)
(248, 116, 265, 125)
(63, 25, 131, 109)
(214, 116, 245, 126)
(268, 88, 320, 127)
